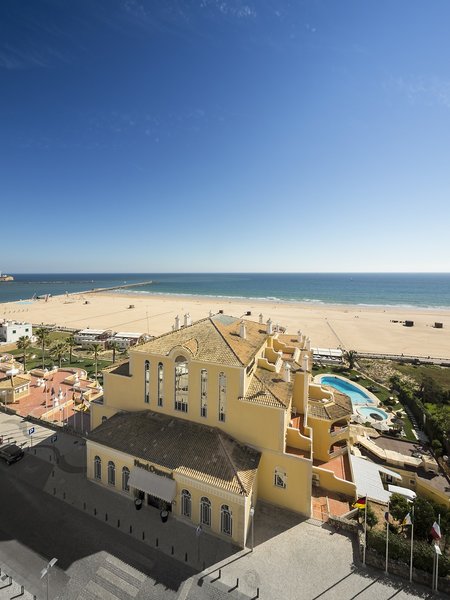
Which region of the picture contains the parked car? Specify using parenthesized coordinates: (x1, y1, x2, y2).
(0, 444, 25, 465)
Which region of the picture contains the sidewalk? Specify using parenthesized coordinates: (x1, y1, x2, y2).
(29, 444, 239, 572)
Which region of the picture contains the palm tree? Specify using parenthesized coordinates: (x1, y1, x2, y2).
(66, 335, 76, 364)
(50, 340, 69, 368)
(109, 341, 119, 364)
(344, 349, 357, 370)
(16, 336, 32, 372)
(90, 342, 103, 381)
(35, 327, 51, 370)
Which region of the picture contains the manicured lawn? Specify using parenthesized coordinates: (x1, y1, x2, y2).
(9, 344, 112, 379)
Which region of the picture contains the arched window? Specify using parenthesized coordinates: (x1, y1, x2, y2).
(94, 455, 101, 480)
(218, 372, 226, 422)
(108, 461, 115, 486)
(221, 504, 232, 536)
(144, 360, 150, 403)
(200, 369, 207, 417)
(181, 489, 192, 518)
(122, 467, 130, 492)
(158, 362, 164, 407)
(274, 467, 287, 489)
(101, 416, 107, 423)
(175, 356, 188, 412)
(200, 497, 211, 527)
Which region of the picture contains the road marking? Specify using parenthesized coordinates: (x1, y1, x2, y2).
(96, 567, 139, 597)
(105, 555, 147, 582)
(85, 580, 122, 600)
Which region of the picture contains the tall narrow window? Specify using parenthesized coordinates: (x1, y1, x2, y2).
(158, 362, 164, 407)
(94, 456, 101, 480)
(200, 369, 207, 417)
(200, 497, 211, 527)
(144, 360, 150, 403)
(221, 504, 232, 536)
(181, 489, 192, 518)
(122, 467, 130, 492)
(108, 461, 115, 486)
(274, 467, 287, 489)
(175, 356, 188, 412)
(218, 372, 226, 422)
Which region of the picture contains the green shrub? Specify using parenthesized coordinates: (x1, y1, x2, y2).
(367, 529, 449, 576)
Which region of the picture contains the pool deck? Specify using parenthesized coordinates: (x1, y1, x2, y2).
(314, 373, 380, 407)
(314, 373, 395, 428)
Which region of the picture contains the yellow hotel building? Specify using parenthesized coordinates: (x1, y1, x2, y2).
(87, 314, 356, 546)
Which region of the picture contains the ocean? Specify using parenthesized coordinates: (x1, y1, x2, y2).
(1, 273, 450, 309)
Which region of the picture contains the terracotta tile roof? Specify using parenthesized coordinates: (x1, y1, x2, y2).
(88, 410, 261, 496)
(308, 388, 352, 421)
(253, 368, 292, 408)
(0, 376, 30, 389)
(241, 367, 292, 409)
(242, 375, 286, 409)
(277, 334, 304, 350)
(211, 317, 267, 366)
(133, 315, 268, 367)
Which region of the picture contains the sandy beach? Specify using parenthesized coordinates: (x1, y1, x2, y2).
(1, 291, 449, 358)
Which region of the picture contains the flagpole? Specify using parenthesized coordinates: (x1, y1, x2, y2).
(435, 513, 441, 592)
(385, 500, 389, 574)
(409, 505, 414, 583)
(432, 549, 436, 592)
(363, 497, 367, 566)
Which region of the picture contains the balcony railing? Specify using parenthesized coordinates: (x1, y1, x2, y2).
(330, 426, 348, 437)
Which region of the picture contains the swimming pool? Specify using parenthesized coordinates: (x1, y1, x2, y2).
(357, 406, 389, 421)
(320, 376, 374, 406)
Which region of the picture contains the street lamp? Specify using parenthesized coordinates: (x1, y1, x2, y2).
(196, 524, 203, 563)
(40, 557, 57, 600)
(249, 506, 255, 552)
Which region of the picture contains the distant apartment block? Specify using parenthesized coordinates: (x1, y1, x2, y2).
(73, 329, 112, 349)
(107, 332, 149, 351)
(0, 320, 32, 343)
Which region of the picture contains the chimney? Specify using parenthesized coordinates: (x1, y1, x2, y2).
(275, 323, 279, 333)
(283, 362, 291, 383)
(259, 313, 264, 324)
(209, 310, 213, 317)
(297, 330, 302, 342)
(305, 337, 311, 351)
(266, 319, 273, 335)
(174, 315, 180, 330)
(302, 354, 309, 372)
(239, 321, 247, 339)
(184, 313, 192, 327)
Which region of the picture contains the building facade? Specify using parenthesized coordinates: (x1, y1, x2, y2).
(87, 314, 355, 546)
(0, 320, 32, 343)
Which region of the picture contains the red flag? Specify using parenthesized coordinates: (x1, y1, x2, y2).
(430, 522, 442, 540)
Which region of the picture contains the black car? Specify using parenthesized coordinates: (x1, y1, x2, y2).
(0, 444, 25, 465)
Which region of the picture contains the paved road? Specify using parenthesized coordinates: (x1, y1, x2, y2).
(0, 463, 195, 599)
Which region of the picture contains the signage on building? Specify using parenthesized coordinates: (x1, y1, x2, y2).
(133, 459, 173, 479)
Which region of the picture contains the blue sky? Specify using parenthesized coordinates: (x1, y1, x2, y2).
(1, 0, 450, 273)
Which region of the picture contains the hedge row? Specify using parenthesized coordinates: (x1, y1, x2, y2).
(368, 529, 449, 577)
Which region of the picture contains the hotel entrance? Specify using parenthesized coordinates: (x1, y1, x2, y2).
(128, 465, 176, 513)
(146, 492, 172, 511)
